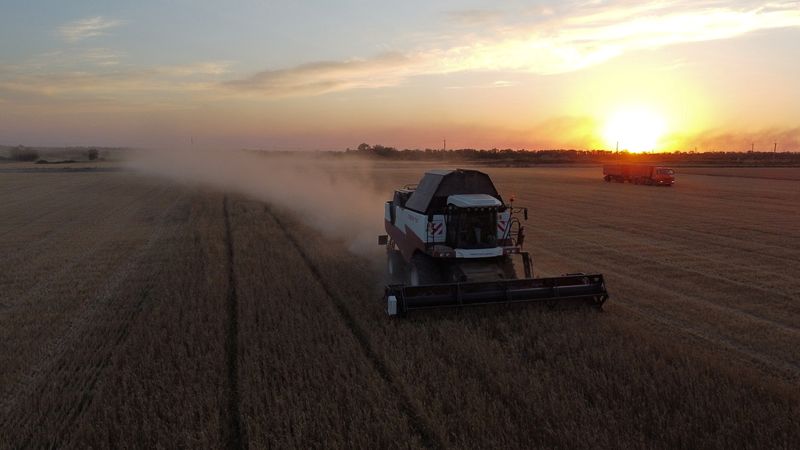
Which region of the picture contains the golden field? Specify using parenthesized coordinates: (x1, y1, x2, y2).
(1, 163, 799, 448)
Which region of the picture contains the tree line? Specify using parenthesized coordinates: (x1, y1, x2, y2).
(343, 143, 800, 165)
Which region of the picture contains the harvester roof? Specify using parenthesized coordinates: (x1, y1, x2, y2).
(405, 169, 502, 214)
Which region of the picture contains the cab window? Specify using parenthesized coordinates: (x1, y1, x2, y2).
(446, 207, 498, 249)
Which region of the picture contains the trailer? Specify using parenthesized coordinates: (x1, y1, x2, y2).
(603, 164, 675, 186)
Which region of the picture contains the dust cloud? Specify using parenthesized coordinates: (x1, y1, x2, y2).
(127, 148, 387, 258)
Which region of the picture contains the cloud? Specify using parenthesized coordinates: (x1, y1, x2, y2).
(0, 65, 219, 111)
(82, 48, 122, 66)
(223, 53, 423, 97)
(446, 9, 503, 25)
(0, 58, 230, 103)
(4, 48, 123, 71)
(155, 62, 232, 77)
(445, 80, 518, 90)
(225, 1, 800, 97)
(437, 2, 800, 74)
(58, 16, 123, 42)
(7, 1, 800, 106)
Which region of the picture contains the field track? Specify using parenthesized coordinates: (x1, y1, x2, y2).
(222, 196, 244, 449)
(1, 174, 231, 447)
(1, 165, 799, 448)
(268, 207, 445, 449)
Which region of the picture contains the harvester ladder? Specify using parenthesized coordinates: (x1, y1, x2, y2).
(507, 217, 523, 246)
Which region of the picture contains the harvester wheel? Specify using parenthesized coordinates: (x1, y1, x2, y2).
(387, 250, 405, 283)
(592, 296, 606, 311)
(409, 253, 441, 286)
(500, 256, 518, 279)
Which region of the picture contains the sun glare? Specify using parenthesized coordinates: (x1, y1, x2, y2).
(603, 108, 666, 152)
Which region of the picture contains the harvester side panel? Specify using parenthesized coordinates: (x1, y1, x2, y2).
(385, 220, 427, 263)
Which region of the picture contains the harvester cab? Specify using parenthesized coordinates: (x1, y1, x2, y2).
(378, 169, 608, 316)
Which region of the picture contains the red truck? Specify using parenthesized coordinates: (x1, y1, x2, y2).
(603, 164, 675, 186)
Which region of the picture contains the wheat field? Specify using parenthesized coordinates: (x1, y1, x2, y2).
(1, 164, 798, 448)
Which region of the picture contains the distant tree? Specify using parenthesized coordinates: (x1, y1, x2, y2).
(87, 148, 99, 160)
(357, 143, 370, 152)
(10, 146, 38, 161)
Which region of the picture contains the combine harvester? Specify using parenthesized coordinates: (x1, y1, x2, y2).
(378, 169, 608, 316)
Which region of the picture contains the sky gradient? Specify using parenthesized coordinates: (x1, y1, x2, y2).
(1, 1, 799, 151)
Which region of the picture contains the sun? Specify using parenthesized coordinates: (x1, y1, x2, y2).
(603, 108, 667, 152)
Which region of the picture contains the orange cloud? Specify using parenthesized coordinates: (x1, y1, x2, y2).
(222, 2, 800, 97)
(222, 53, 420, 97)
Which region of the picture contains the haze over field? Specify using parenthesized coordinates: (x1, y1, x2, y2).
(1, 1, 799, 151)
(129, 150, 386, 256)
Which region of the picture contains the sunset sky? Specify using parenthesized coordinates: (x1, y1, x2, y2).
(1, 1, 799, 151)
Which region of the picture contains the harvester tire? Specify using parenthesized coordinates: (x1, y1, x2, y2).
(387, 250, 405, 283)
(500, 256, 518, 279)
(409, 253, 441, 286)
